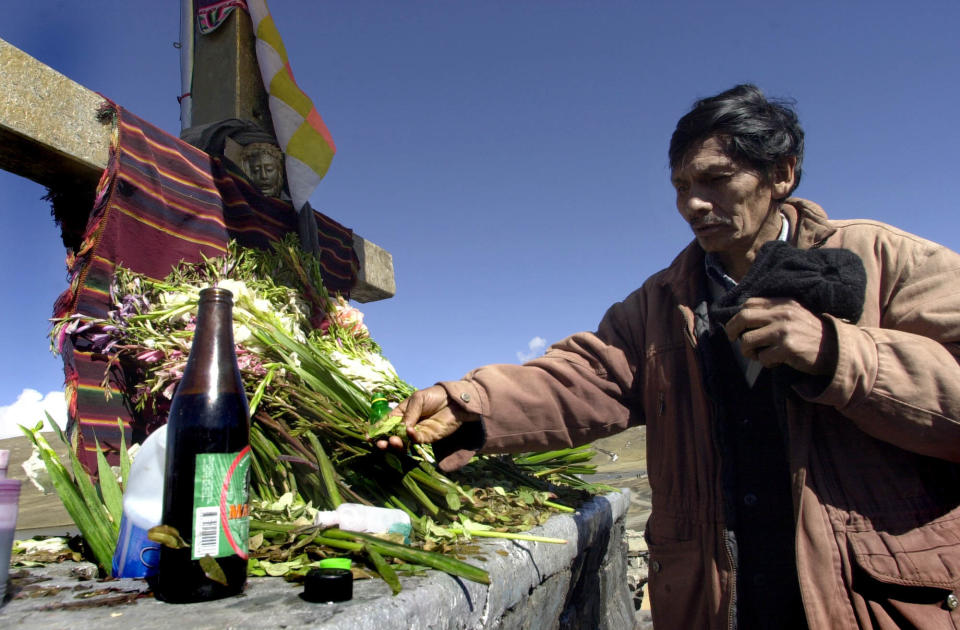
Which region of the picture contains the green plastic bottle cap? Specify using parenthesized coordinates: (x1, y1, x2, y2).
(317, 557, 352, 570)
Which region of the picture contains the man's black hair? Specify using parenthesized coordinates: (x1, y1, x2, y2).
(669, 84, 804, 195)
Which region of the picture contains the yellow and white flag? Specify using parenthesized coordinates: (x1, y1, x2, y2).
(246, 0, 336, 210)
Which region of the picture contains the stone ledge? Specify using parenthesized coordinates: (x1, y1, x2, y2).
(4, 491, 633, 629)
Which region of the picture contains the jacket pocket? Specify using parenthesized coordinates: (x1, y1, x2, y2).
(645, 513, 711, 628)
(846, 525, 960, 628)
(647, 537, 709, 629)
(847, 521, 960, 590)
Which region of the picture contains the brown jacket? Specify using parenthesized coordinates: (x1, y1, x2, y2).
(440, 199, 960, 629)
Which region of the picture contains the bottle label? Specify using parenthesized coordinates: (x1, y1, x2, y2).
(191, 448, 251, 560)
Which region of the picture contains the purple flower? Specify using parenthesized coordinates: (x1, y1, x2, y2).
(136, 349, 165, 363)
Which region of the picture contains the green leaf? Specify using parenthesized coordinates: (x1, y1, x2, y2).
(305, 432, 342, 509)
(148, 525, 189, 549)
(117, 418, 131, 491)
(365, 545, 401, 595)
(66, 439, 117, 546)
(321, 528, 489, 585)
(19, 425, 115, 571)
(383, 453, 404, 474)
(48, 411, 70, 446)
(199, 555, 229, 586)
(94, 438, 123, 534)
(366, 415, 404, 440)
(248, 365, 277, 417)
(401, 473, 439, 517)
(262, 560, 298, 577)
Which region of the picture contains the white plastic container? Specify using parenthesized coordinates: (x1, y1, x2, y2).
(0, 449, 9, 479)
(0, 478, 21, 602)
(112, 425, 166, 578)
(314, 503, 412, 543)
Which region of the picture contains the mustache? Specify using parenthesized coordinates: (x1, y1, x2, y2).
(690, 217, 733, 229)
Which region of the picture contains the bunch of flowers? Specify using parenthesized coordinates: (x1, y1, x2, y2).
(44, 236, 611, 589)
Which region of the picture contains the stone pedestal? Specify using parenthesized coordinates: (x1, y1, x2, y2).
(4, 491, 636, 629)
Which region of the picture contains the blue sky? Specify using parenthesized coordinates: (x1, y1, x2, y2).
(1, 1, 958, 437)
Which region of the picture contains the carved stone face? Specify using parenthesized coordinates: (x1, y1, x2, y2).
(241, 143, 284, 198)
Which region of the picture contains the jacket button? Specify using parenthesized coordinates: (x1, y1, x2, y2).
(460, 392, 472, 403)
(947, 593, 959, 610)
(650, 560, 661, 573)
(743, 493, 758, 507)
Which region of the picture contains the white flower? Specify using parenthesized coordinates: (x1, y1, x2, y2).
(159, 290, 194, 308)
(367, 352, 400, 379)
(329, 350, 400, 395)
(159, 288, 200, 322)
(217, 279, 253, 303)
(252, 297, 273, 313)
(233, 323, 253, 345)
(22, 447, 52, 494)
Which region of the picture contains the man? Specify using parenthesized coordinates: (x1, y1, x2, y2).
(381, 85, 960, 629)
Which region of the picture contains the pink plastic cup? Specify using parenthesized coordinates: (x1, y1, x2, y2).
(0, 478, 21, 603)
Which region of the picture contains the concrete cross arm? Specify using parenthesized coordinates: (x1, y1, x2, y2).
(0, 37, 109, 193)
(0, 37, 394, 302)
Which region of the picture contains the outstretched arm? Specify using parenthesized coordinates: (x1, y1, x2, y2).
(377, 293, 646, 470)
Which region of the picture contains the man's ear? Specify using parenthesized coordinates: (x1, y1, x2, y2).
(772, 156, 797, 199)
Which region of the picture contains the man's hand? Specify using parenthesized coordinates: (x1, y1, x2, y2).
(375, 385, 480, 450)
(724, 297, 838, 375)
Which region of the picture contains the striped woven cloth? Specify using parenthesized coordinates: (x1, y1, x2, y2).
(54, 104, 357, 472)
(196, 0, 249, 34)
(246, 0, 337, 211)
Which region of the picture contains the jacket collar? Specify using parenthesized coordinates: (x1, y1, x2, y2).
(783, 197, 837, 249)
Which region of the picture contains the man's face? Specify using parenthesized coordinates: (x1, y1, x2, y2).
(671, 136, 778, 261)
(243, 144, 283, 198)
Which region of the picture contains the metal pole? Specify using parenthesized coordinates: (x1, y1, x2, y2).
(178, 0, 194, 131)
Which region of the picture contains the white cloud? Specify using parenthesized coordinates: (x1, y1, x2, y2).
(0, 389, 68, 440)
(516, 336, 548, 363)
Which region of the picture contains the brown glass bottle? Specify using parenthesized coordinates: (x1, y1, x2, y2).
(153, 287, 251, 603)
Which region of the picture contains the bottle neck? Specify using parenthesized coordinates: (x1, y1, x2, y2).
(178, 288, 243, 396)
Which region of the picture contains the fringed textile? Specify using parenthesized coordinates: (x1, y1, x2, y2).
(54, 103, 357, 472)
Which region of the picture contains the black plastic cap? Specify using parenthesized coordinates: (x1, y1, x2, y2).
(302, 568, 353, 603)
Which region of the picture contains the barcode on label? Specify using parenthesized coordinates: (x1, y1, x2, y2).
(194, 507, 220, 558)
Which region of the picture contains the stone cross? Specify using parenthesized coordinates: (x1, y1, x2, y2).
(0, 36, 396, 302)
